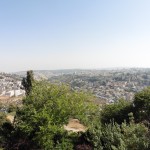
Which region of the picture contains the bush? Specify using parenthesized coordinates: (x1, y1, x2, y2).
(133, 87, 150, 122)
(86, 116, 150, 150)
(101, 99, 133, 124)
(7, 104, 17, 113)
(0, 111, 14, 149)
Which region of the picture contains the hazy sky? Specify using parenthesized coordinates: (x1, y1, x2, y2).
(0, 0, 150, 72)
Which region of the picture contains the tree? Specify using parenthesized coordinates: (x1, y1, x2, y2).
(12, 81, 97, 149)
(133, 87, 150, 122)
(101, 99, 133, 124)
(22, 70, 34, 95)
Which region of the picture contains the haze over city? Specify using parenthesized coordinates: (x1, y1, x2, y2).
(1, 0, 150, 72)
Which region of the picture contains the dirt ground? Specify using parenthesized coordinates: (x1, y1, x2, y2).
(64, 119, 87, 133)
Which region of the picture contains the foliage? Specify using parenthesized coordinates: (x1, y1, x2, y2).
(101, 99, 133, 124)
(0, 112, 6, 147)
(22, 70, 34, 95)
(133, 87, 150, 122)
(7, 104, 17, 113)
(0, 112, 6, 127)
(100, 85, 150, 124)
(86, 118, 150, 150)
(13, 81, 97, 149)
(0, 111, 14, 149)
(102, 121, 149, 150)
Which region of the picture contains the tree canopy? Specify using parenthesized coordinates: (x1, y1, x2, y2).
(12, 80, 97, 149)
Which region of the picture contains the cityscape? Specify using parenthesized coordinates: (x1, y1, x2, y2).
(1, 68, 150, 105)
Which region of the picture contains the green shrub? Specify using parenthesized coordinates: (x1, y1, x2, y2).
(133, 87, 150, 122)
(101, 99, 133, 124)
(86, 117, 150, 150)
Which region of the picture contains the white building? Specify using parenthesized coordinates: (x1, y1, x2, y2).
(5, 90, 15, 97)
(14, 90, 25, 97)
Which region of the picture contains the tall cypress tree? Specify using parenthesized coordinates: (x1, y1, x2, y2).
(22, 70, 34, 95)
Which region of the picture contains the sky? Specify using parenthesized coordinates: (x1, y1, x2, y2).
(0, 0, 150, 72)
